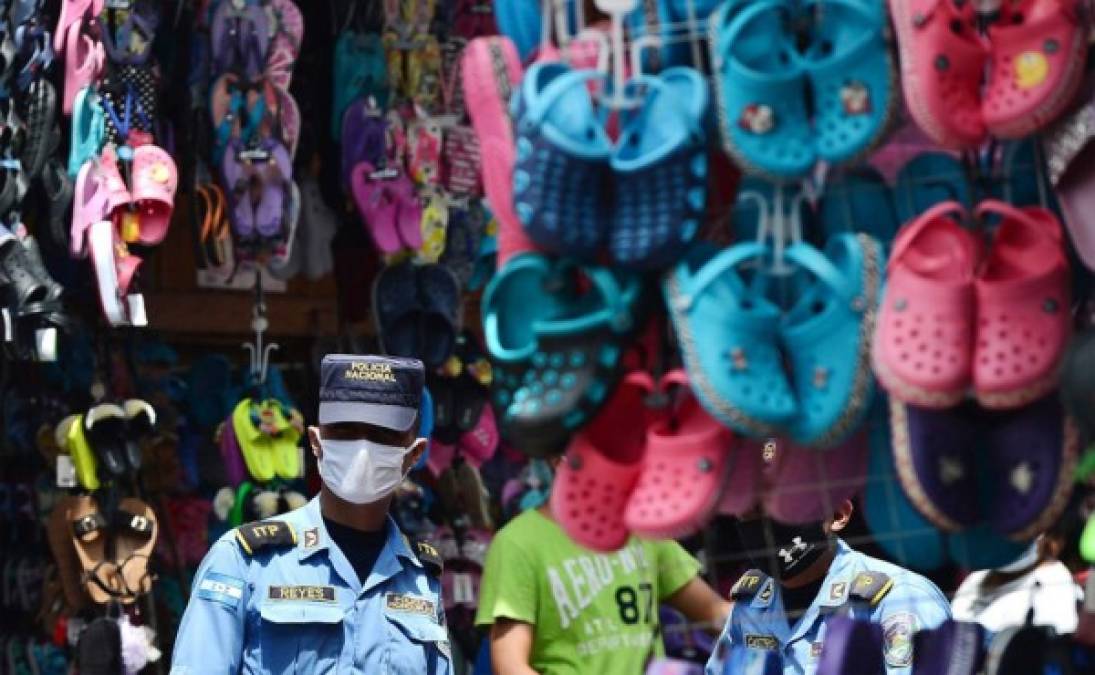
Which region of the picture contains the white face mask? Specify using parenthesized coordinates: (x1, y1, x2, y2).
(318, 437, 416, 504)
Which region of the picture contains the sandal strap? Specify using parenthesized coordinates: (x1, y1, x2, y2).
(684, 241, 767, 300)
(784, 241, 855, 303)
(71, 511, 107, 539)
(888, 200, 969, 267)
(115, 508, 154, 536)
(82, 559, 125, 598)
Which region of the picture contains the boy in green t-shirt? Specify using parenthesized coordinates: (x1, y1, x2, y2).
(475, 506, 730, 675)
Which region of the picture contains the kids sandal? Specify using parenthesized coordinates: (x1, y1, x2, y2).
(483, 254, 641, 456)
(872, 202, 980, 408)
(709, 0, 815, 178)
(550, 373, 655, 552)
(62, 19, 103, 116)
(781, 234, 882, 447)
(609, 67, 708, 270)
(372, 261, 422, 359)
(972, 200, 1070, 409)
(130, 144, 177, 246)
(113, 497, 157, 601)
(888, 0, 987, 148)
(665, 242, 795, 438)
(985, 394, 1078, 540)
(801, 0, 895, 165)
(88, 219, 140, 327)
(982, 0, 1087, 139)
(417, 263, 460, 368)
(890, 397, 980, 532)
(762, 432, 869, 524)
(511, 61, 612, 257)
(414, 190, 449, 264)
(624, 370, 735, 540)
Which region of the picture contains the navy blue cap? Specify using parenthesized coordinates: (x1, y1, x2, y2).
(318, 355, 424, 431)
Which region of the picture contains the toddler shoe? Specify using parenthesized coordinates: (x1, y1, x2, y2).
(888, 0, 987, 148)
(709, 0, 815, 178)
(972, 200, 1070, 409)
(982, 0, 1087, 139)
(609, 67, 708, 269)
(872, 202, 980, 408)
(511, 61, 612, 257)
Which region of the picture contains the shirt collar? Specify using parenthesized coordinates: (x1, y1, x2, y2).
(296, 497, 422, 567)
(786, 539, 854, 644)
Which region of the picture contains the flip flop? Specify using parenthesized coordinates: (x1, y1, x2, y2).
(414, 190, 448, 263)
(130, 144, 177, 246)
(351, 162, 403, 254)
(113, 497, 156, 601)
(54, 0, 103, 55)
(340, 98, 388, 190)
(210, 0, 269, 80)
(221, 141, 257, 242)
(252, 140, 292, 240)
(68, 496, 124, 604)
(231, 398, 277, 483)
(46, 496, 89, 610)
(62, 19, 103, 116)
(83, 403, 128, 478)
(218, 415, 249, 487)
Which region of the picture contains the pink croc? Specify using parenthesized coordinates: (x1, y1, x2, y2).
(762, 434, 869, 524)
(872, 201, 981, 408)
(624, 371, 736, 540)
(550, 373, 656, 552)
(982, 0, 1087, 139)
(889, 0, 987, 148)
(130, 145, 177, 246)
(972, 200, 1071, 409)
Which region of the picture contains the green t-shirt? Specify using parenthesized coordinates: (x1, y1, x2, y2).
(475, 509, 701, 675)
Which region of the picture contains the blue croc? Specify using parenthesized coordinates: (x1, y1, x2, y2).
(68, 86, 105, 178)
(512, 62, 612, 257)
(709, 0, 815, 178)
(483, 253, 641, 456)
(609, 67, 708, 269)
(800, 0, 895, 165)
(892, 152, 974, 224)
(780, 233, 883, 447)
(665, 242, 796, 438)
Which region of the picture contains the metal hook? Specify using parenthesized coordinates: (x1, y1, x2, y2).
(242, 271, 279, 385)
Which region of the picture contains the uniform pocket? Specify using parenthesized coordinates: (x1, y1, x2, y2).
(260, 602, 345, 674)
(384, 610, 452, 675)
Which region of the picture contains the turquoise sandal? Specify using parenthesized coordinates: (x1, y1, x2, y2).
(67, 86, 105, 178)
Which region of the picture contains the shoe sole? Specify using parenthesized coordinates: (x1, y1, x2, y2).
(88, 220, 126, 326)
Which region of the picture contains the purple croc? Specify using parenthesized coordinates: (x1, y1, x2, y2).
(890, 398, 980, 532)
(816, 615, 884, 675)
(912, 620, 984, 675)
(985, 394, 1079, 541)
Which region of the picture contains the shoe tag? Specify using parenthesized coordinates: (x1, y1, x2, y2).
(35, 327, 58, 362)
(127, 294, 148, 327)
(452, 573, 475, 605)
(105, 0, 132, 8)
(56, 455, 77, 488)
(1, 308, 11, 342)
(121, 211, 141, 243)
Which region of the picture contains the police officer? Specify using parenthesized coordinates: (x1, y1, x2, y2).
(706, 499, 951, 674)
(172, 355, 451, 674)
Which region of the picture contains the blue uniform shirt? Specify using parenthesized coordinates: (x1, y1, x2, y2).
(705, 540, 951, 675)
(171, 497, 452, 675)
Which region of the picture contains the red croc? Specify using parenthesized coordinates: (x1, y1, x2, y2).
(982, 0, 1087, 139)
(550, 373, 657, 552)
(889, 0, 988, 148)
(973, 200, 1071, 409)
(872, 202, 981, 408)
(624, 371, 736, 540)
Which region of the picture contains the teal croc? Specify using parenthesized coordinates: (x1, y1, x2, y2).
(780, 233, 883, 447)
(483, 253, 641, 457)
(67, 86, 105, 178)
(799, 0, 896, 166)
(709, 0, 815, 178)
(665, 242, 796, 438)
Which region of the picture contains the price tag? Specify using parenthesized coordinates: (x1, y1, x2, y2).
(35, 327, 58, 362)
(57, 455, 77, 488)
(127, 294, 148, 327)
(105, 0, 132, 8)
(452, 573, 475, 605)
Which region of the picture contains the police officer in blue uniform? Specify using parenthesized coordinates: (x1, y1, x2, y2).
(706, 499, 951, 674)
(172, 355, 452, 675)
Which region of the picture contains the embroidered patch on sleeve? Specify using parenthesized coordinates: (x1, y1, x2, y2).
(196, 572, 246, 609)
(882, 612, 917, 667)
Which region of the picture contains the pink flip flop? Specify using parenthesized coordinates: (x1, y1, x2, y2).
(982, 0, 1087, 139)
(130, 144, 177, 246)
(762, 433, 870, 524)
(54, 0, 103, 55)
(872, 201, 980, 408)
(888, 0, 987, 148)
(70, 160, 109, 258)
(351, 163, 402, 254)
(391, 175, 424, 250)
(428, 406, 499, 477)
(972, 200, 1071, 409)
(624, 370, 736, 540)
(62, 20, 104, 116)
(267, 0, 303, 81)
(273, 84, 301, 160)
(550, 373, 657, 552)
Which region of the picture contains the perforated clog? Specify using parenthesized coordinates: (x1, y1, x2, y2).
(972, 200, 1070, 409)
(511, 62, 612, 257)
(665, 243, 796, 438)
(781, 234, 883, 447)
(800, 0, 895, 165)
(609, 67, 708, 269)
(982, 0, 1087, 139)
(872, 202, 980, 408)
(624, 370, 735, 540)
(709, 0, 815, 178)
(889, 0, 987, 148)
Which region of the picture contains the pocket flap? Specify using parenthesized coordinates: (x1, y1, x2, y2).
(260, 602, 345, 625)
(385, 611, 448, 643)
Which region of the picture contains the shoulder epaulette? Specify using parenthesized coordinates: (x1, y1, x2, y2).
(414, 540, 444, 577)
(235, 521, 297, 556)
(848, 571, 893, 607)
(730, 569, 769, 600)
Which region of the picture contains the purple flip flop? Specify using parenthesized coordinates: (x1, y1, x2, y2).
(253, 140, 292, 240)
(211, 1, 270, 80)
(890, 398, 980, 532)
(816, 616, 885, 675)
(219, 414, 248, 487)
(912, 620, 984, 675)
(221, 140, 256, 240)
(340, 98, 388, 189)
(985, 394, 1079, 540)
